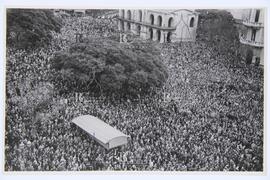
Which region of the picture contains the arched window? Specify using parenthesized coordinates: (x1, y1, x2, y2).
(167, 32, 172, 42)
(190, 17, 195, 27)
(120, 21, 124, 31)
(149, 28, 153, 40)
(127, 10, 131, 20)
(137, 25, 141, 35)
(168, 17, 173, 27)
(150, 14, 154, 25)
(157, 30, 161, 41)
(138, 10, 142, 22)
(127, 23, 131, 30)
(121, 10, 125, 18)
(157, 16, 162, 26)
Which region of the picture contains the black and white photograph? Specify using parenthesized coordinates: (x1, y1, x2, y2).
(4, 6, 265, 172)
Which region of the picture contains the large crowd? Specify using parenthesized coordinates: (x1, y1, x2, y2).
(5, 14, 264, 171)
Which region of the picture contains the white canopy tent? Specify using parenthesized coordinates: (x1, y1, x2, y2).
(72, 115, 129, 150)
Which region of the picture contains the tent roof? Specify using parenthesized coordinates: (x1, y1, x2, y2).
(72, 115, 128, 144)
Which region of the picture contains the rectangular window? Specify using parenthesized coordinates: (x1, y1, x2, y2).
(251, 29, 256, 41)
(255, 10, 260, 22)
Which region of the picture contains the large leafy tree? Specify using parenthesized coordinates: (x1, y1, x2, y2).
(85, 9, 116, 18)
(196, 10, 240, 57)
(7, 9, 62, 49)
(51, 38, 168, 97)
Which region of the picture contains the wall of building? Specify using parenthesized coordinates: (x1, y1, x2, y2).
(240, 42, 264, 66)
(248, 9, 264, 23)
(173, 10, 198, 42)
(118, 9, 198, 43)
(259, 48, 264, 65)
(238, 9, 264, 66)
(245, 28, 264, 43)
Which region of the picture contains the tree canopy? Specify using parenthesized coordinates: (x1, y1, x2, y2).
(196, 10, 240, 56)
(85, 9, 116, 18)
(7, 9, 62, 49)
(51, 38, 168, 97)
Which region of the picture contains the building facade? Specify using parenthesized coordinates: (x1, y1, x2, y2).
(239, 9, 264, 66)
(118, 9, 199, 43)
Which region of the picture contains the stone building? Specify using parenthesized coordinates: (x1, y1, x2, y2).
(118, 9, 199, 43)
(239, 9, 264, 66)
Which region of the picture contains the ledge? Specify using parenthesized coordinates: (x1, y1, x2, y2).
(243, 20, 263, 28)
(240, 37, 264, 48)
(118, 17, 177, 31)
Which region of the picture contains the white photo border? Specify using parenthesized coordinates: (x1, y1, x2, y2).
(0, 0, 269, 180)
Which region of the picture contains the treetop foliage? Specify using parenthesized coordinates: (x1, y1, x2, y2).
(196, 9, 240, 56)
(7, 9, 62, 49)
(51, 38, 168, 97)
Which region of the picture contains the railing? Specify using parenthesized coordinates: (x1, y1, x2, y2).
(243, 20, 263, 28)
(240, 37, 264, 47)
(118, 17, 177, 31)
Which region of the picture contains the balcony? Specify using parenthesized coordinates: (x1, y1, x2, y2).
(243, 20, 263, 28)
(240, 37, 264, 48)
(118, 17, 177, 31)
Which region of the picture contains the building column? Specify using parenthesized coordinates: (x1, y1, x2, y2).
(160, 31, 166, 43)
(124, 22, 128, 32)
(153, 29, 157, 41)
(119, 10, 122, 17)
(140, 26, 148, 40)
(131, 23, 136, 34)
(260, 48, 264, 65)
(118, 20, 124, 31)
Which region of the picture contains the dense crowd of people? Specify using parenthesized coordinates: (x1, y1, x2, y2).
(51, 15, 118, 44)
(5, 14, 263, 171)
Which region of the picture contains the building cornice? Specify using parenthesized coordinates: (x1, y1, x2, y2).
(118, 17, 177, 31)
(240, 37, 264, 48)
